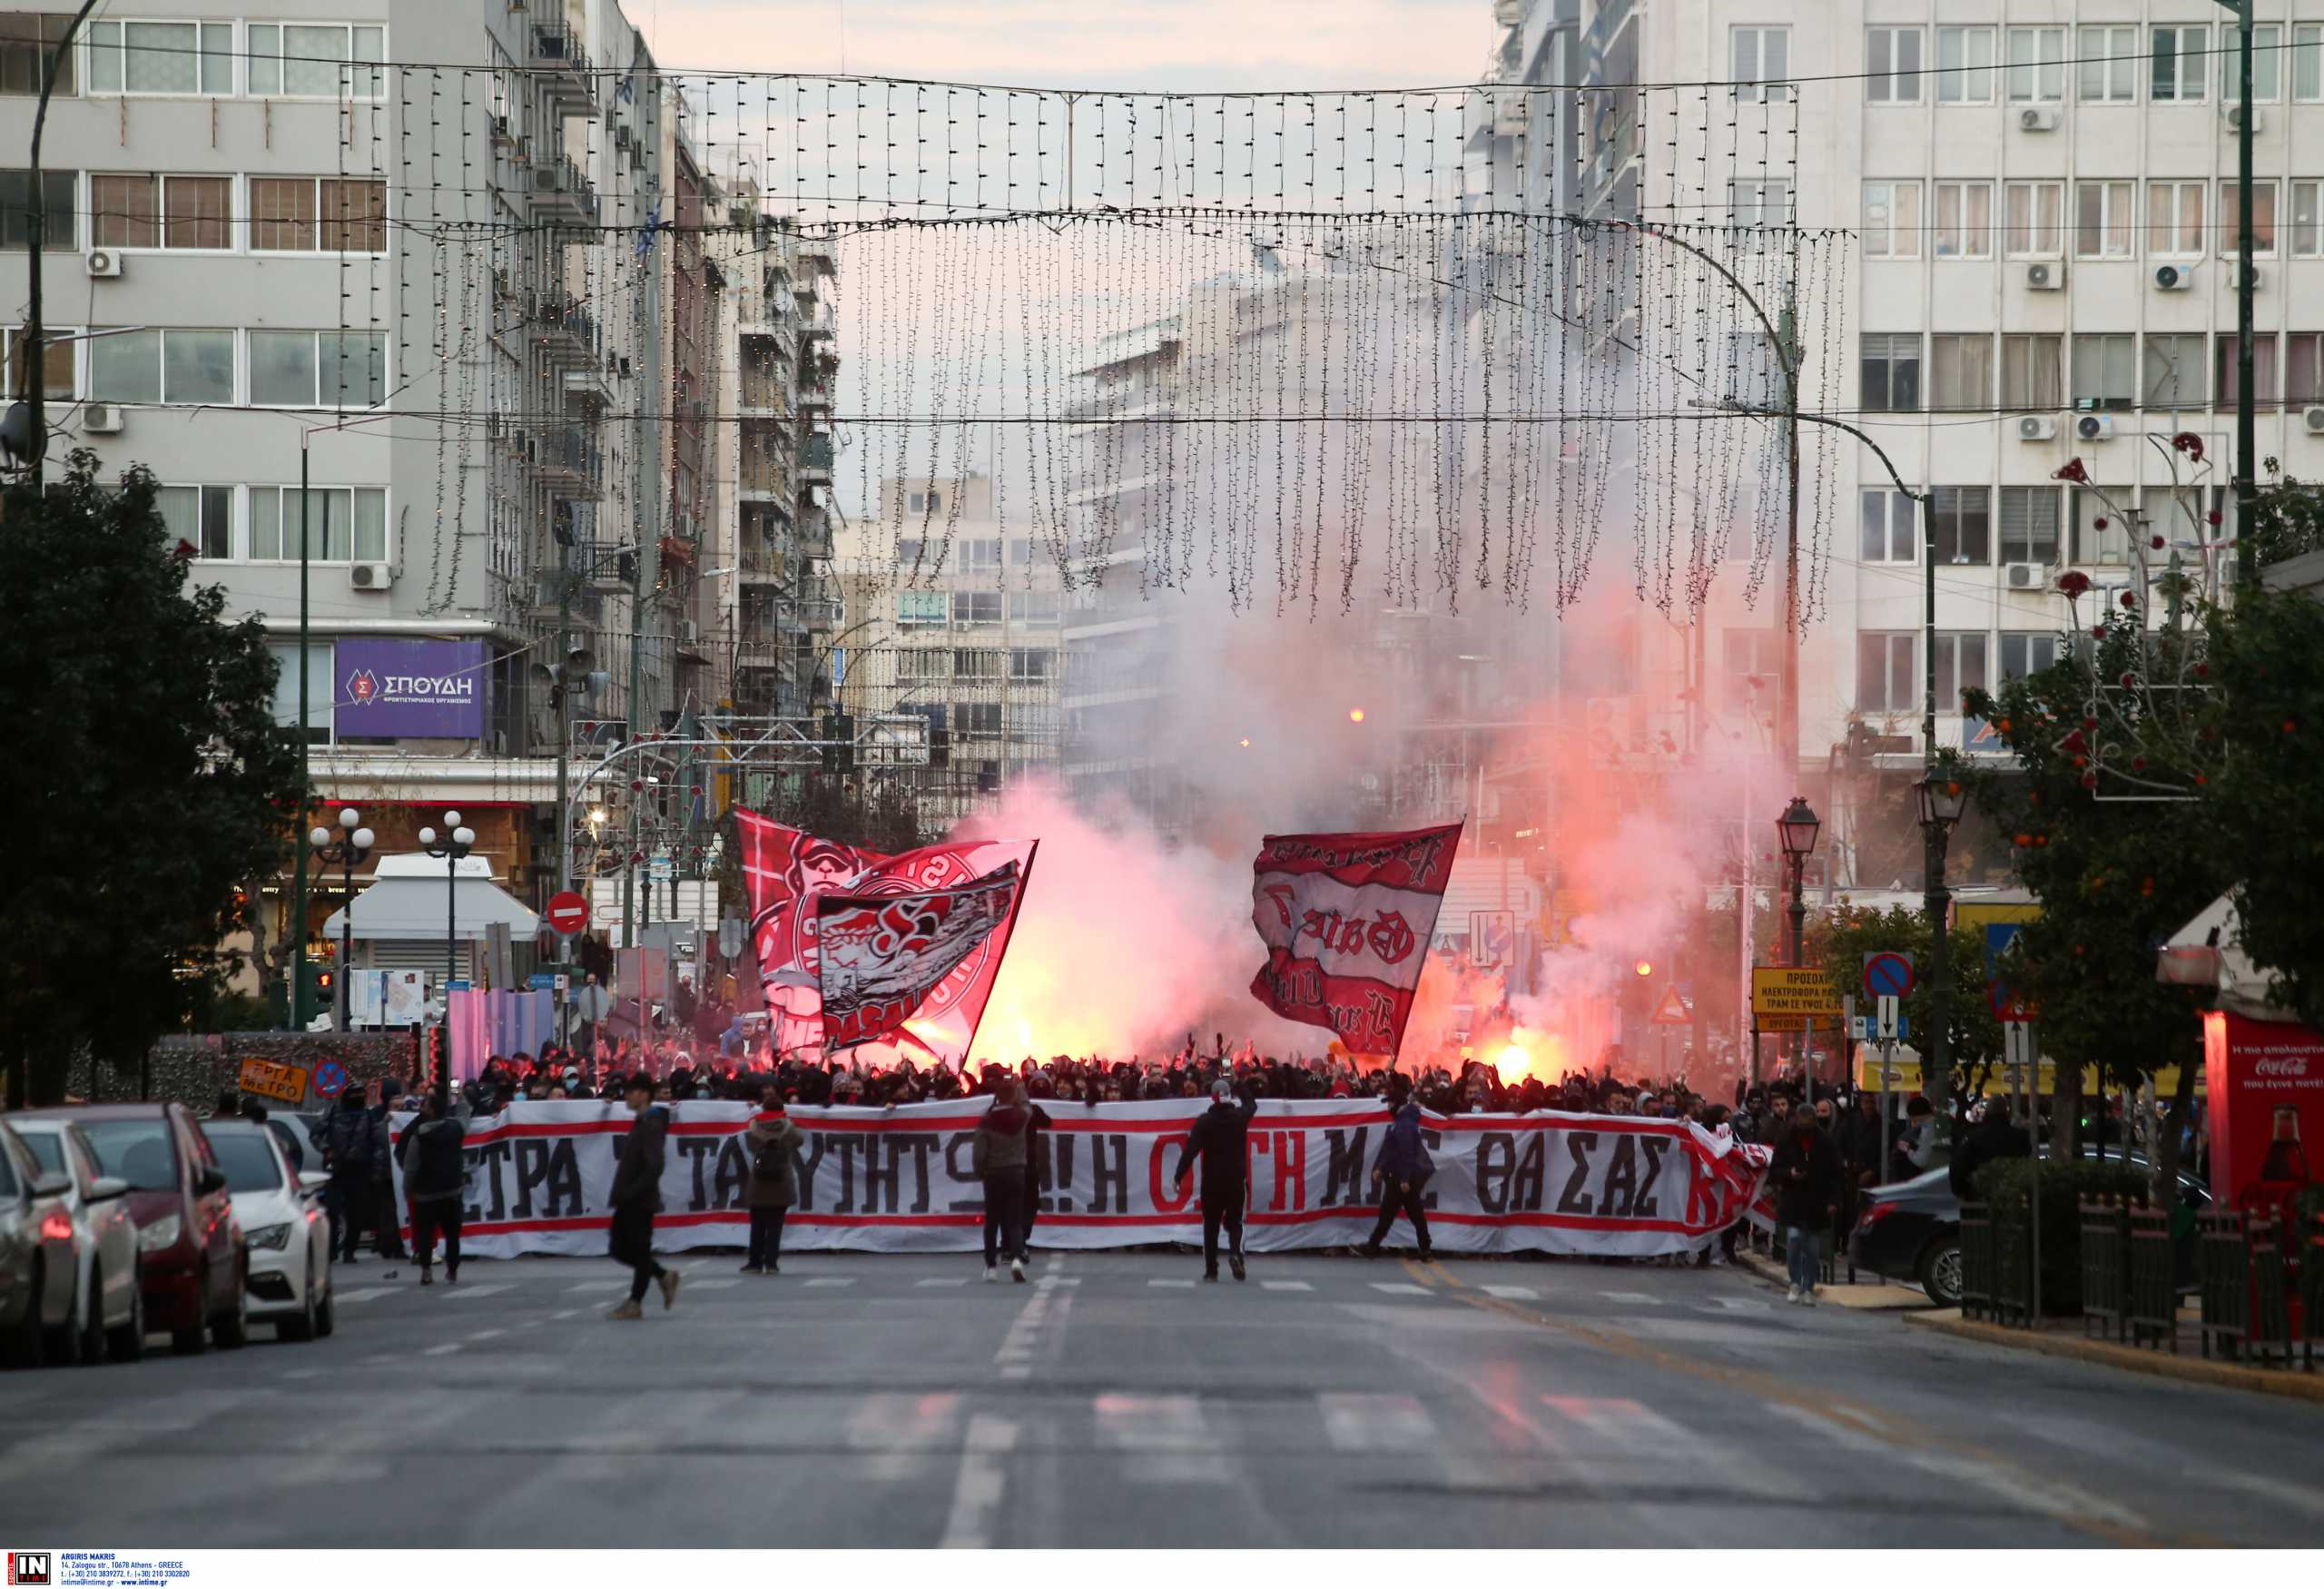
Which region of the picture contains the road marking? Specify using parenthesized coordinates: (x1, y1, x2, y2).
(2213, 1470, 2324, 1522)
(1096, 1393, 1229, 1484)
(332, 1287, 397, 1303)
(1149, 1278, 1196, 1288)
(916, 1277, 970, 1288)
(1598, 1290, 1660, 1305)
(566, 1280, 628, 1293)
(1321, 1392, 1439, 1450)
(848, 1391, 960, 1481)
(1483, 1284, 1541, 1300)
(1260, 1279, 1313, 1292)
(464, 1327, 507, 1343)
(1370, 1282, 1434, 1296)
(1540, 1396, 1695, 1448)
(1035, 1275, 1081, 1288)
(421, 1342, 462, 1357)
(685, 1278, 739, 1290)
(804, 1277, 854, 1288)
(938, 1414, 1018, 1548)
(1000, 1364, 1031, 1380)
(441, 1282, 511, 1299)
(1702, 1296, 1768, 1314)
(549, 1308, 581, 1321)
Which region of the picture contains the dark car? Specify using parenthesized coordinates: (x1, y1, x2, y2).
(42, 1104, 249, 1354)
(0, 1121, 79, 1367)
(1855, 1150, 2210, 1308)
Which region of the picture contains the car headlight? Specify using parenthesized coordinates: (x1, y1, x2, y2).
(137, 1213, 184, 1253)
(245, 1222, 292, 1252)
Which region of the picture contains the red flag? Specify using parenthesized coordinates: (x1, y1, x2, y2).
(1248, 823, 1463, 1060)
(817, 863, 1026, 1051)
(734, 808, 1031, 1061)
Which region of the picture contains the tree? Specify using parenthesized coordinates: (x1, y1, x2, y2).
(1810, 904, 2001, 1102)
(0, 455, 301, 1104)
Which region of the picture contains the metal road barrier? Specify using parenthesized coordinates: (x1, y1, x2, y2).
(1960, 1200, 1995, 1323)
(2079, 1196, 2129, 1343)
(2126, 1203, 2180, 1354)
(2199, 1211, 2252, 1361)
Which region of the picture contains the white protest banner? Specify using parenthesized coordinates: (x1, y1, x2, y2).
(391, 1099, 1769, 1261)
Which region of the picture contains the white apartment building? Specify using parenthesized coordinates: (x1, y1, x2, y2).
(1555, 0, 2324, 881)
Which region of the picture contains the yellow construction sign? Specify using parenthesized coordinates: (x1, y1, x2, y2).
(1852, 1053, 2204, 1098)
(1751, 965, 1840, 1018)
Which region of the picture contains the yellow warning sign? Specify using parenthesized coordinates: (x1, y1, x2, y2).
(1751, 966, 1840, 1018)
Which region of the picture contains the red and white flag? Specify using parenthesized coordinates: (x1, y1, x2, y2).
(817, 863, 1027, 1052)
(1248, 823, 1462, 1059)
(734, 809, 1032, 1062)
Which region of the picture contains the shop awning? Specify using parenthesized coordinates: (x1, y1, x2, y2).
(321, 853, 540, 943)
(2159, 892, 2286, 1022)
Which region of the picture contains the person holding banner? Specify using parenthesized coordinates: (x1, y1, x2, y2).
(607, 1072, 679, 1319)
(972, 1080, 1034, 1282)
(1172, 1079, 1259, 1282)
(1364, 1080, 1436, 1260)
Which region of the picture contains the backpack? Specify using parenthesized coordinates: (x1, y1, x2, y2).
(751, 1129, 789, 1178)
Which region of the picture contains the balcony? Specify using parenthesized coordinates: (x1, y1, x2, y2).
(535, 296, 599, 366)
(530, 149, 600, 228)
(570, 537, 635, 590)
(799, 432, 835, 478)
(529, 427, 604, 494)
(527, 22, 596, 114)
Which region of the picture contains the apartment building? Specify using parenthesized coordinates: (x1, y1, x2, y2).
(1562, 0, 2324, 883)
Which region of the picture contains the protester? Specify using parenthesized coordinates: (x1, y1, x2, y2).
(606, 1071, 677, 1319)
(402, 1091, 468, 1285)
(1770, 1101, 1841, 1305)
(316, 1082, 388, 1265)
(742, 1086, 801, 1275)
(1948, 1095, 2033, 1199)
(1171, 1078, 1259, 1282)
(1364, 1079, 1435, 1259)
(971, 1079, 1033, 1282)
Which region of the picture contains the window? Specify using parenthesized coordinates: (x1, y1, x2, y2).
(2000, 633, 2060, 682)
(249, 486, 386, 562)
(961, 538, 1001, 571)
(247, 24, 386, 99)
(1936, 26, 1994, 104)
(1856, 633, 1916, 713)
(2215, 333, 2280, 408)
(954, 703, 1002, 735)
(1930, 334, 1993, 411)
(1859, 488, 1916, 563)
(2152, 25, 2208, 103)
(2002, 334, 2063, 410)
(894, 649, 949, 683)
(925, 489, 943, 514)
(1731, 27, 1790, 103)
(2006, 27, 2064, 103)
(2145, 181, 2206, 257)
(268, 641, 333, 743)
(1935, 633, 1988, 709)
(250, 177, 389, 252)
(1718, 630, 1782, 715)
(1860, 333, 1921, 412)
(250, 331, 387, 409)
(954, 647, 1003, 682)
(897, 590, 946, 628)
(951, 591, 1000, 626)
(89, 327, 231, 405)
(84, 20, 233, 95)
(159, 484, 233, 560)
(1010, 590, 1060, 625)
(897, 538, 922, 563)
(1728, 179, 1791, 229)
(1009, 647, 1053, 682)
(2293, 182, 2322, 258)
(91, 173, 230, 250)
(0, 169, 74, 249)
(2071, 488, 2128, 563)
(2074, 181, 2133, 258)
(2299, 25, 2323, 104)
(2078, 26, 2139, 103)
(1866, 27, 1922, 104)
(1862, 182, 1920, 258)
(2004, 182, 2063, 256)
(0, 325, 75, 399)
(1005, 537, 1031, 567)
(2142, 333, 2205, 410)
(2072, 333, 2137, 410)
(2290, 333, 2323, 406)
(2224, 180, 2278, 256)
(0, 15, 78, 96)
(1933, 182, 1992, 258)
(906, 491, 924, 513)
(2225, 25, 2281, 102)
(1999, 487, 2061, 565)
(1933, 487, 1991, 565)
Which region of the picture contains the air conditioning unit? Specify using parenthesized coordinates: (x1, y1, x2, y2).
(2224, 104, 2261, 133)
(2076, 414, 2117, 442)
(84, 248, 123, 277)
(2238, 264, 2265, 292)
(2304, 405, 2324, 435)
(2017, 415, 2057, 442)
(81, 402, 123, 433)
(2025, 262, 2063, 291)
(2019, 105, 2060, 132)
(2004, 562, 2045, 590)
(350, 560, 394, 590)
(2154, 263, 2194, 291)
(678, 618, 700, 645)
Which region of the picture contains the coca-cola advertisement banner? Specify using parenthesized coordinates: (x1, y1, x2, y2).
(334, 638, 487, 738)
(2202, 1010, 2324, 1213)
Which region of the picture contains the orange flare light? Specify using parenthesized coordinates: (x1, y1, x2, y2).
(1634, 960, 1653, 977)
(1347, 707, 1365, 724)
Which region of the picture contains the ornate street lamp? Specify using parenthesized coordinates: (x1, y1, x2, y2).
(1915, 769, 1969, 1108)
(308, 808, 374, 1030)
(1775, 796, 1822, 1082)
(418, 812, 476, 1102)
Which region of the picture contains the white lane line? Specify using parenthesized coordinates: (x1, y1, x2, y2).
(1482, 1284, 1540, 1300)
(1035, 1275, 1081, 1288)
(917, 1277, 970, 1288)
(1149, 1278, 1197, 1288)
(1096, 1393, 1230, 1484)
(464, 1327, 508, 1343)
(422, 1342, 462, 1357)
(804, 1277, 855, 1288)
(441, 1282, 512, 1299)
(1000, 1364, 1031, 1380)
(332, 1287, 398, 1303)
(566, 1280, 628, 1294)
(549, 1308, 581, 1321)
(938, 1414, 1019, 1548)
(1599, 1291, 1660, 1305)
(1321, 1392, 1439, 1450)
(1369, 1282, 1434, 1296)
(2213, 1470, 2324, 1522)
(1540, 1396, 1696, 1447)
(685, 1278, 740, 1291)
(1703, 1297, 1769, 1314)
(1261, 1279, 1314, 1292)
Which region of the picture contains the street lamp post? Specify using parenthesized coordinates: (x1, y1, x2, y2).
(1915, 770, 1969, 1119)
(307, 808, 374, 1030)
(418, 812, 475, 1104)
(1776, 795, 1821, 1090)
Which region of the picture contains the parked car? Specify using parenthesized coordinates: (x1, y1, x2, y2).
(0, 1121, 78, 1368)
(1855, 1150, 2211, 1308)
(8, 1118, 143, 1364)
(200, 1120, 334, 1342)
(62, 1104, 248, 1354)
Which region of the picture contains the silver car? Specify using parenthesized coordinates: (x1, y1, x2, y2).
(10, 1118, 144, 1363)
(0, 1121, 77, 1368)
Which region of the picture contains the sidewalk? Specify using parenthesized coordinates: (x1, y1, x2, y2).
(1902, 1308, 2324, 1405)
(1735, 1248, 1929, 1309)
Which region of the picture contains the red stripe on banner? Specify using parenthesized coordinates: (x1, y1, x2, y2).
(1253, 823, 1463, 893)
(444, 1204, 1725, 1239)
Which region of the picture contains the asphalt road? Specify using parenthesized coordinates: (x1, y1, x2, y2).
(3, 1245, 2320, 1547)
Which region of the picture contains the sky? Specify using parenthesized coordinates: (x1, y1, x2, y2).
(641, 0, 1491, 93)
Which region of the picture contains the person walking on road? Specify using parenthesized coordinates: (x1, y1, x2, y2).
(1172, 1078, 1259, 1281)
(608, 1071, 678, 1319)
(318, 1083, 389, 1265)
(1364, 1081, 1436, 1260)
(401, 1091, 468, 1286)
(973, 1079, 1034, 1282)
(742, 1085, 800, 1275)
(1771, 1103, 1842, 1305)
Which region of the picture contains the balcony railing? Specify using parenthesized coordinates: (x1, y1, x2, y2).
(528, 23, 596, 110)
(799, 433, 835, 471)
(531, 150, 600, 225)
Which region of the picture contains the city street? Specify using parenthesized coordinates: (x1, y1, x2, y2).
(4, 1248, 2319, 1548)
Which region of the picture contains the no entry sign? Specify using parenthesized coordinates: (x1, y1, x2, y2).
(546, 890, 590, 936)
